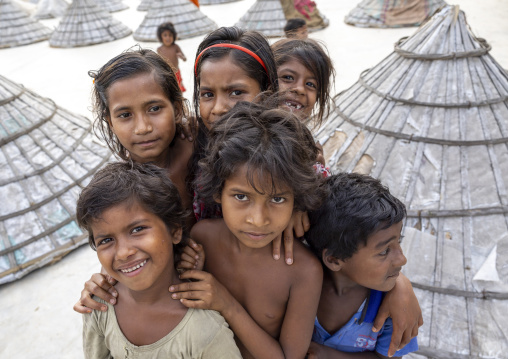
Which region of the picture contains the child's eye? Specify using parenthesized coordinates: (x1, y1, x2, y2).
(379, 248, 390, 256)
(280, 75, 294, 81)
(200, 92, 213, 98)
(306, 81, 317, 89)
(234, 194, 248, 201)
(149, 105, 161, 112)
(118, 112, 131, 119)
(132, 226, 146, 234)
(231, 90, 243, 96)
(97, 237, 113, 247)
(271, 197, 286, 204)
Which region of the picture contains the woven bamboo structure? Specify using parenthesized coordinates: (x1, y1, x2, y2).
(345, 0, 446, 28)
(133, 0, 217, 41)
(94, 0, 129, 12)
(49, 0, 132, 48)
(200, 0, 241, 5)
(137, 0, 153, 11)
(0, 0, 53, 49)
(33, 0, 69, 20)
(317, 6, 508, 358)
(0, 75, 113, 285)
(235, 0, 328, 38)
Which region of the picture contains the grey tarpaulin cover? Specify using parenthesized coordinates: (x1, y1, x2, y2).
(49, 0, 132, 48)
(133, 0, 217, 41)
(235, 0, 328, 38)
(317, 5, 508, 358)
(94, 0, 129, 13)
(0, 75, 112, 285)
(345, 0, 446, 28)
(200, 0, 242, 5)
(33, 0, 69, 20)
(0, 0, 53, 48)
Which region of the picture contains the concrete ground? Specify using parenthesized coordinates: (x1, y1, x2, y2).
(0, 0, 506, 358)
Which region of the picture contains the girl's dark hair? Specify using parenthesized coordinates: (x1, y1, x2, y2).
(157, 22, 177, 43)
(272, 38, 335, 127)
(193, 26, 278, 121)
(76, 162, 189, 258)
(196, 98, 327, 212)
(89, 48, 187, 160)
(306, 173, 406, 261)
(189, 27, 279, 195)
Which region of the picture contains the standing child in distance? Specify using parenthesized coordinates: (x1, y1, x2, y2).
(77, 162, 241, 358)
(157, 22, 187, 92)
(305, 173, 419, 358)
(170, 101, 327, 359)
(284, 18, 309, 39)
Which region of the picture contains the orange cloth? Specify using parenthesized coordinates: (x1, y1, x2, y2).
(175, 69, 186, 92)
(189, 0, 199, 7)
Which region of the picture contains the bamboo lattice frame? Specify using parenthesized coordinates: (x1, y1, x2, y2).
(94, 0, 129, 12)
(0, 0, 53, 48)
(49, 0, 132, 48)
(133, 0, 217, 41)
(0, 74, 113, 285)
(33, 0, 69, 20)
(345, 0, 446, 28)
(317, 6, 508, 357)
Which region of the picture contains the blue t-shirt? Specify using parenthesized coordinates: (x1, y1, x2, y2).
(312, 290, 418, 357)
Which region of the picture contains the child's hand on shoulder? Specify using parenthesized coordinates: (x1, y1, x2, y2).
(272, 210, 310, 265)
(169, 270, 235, 315)
(176, 238, 205, 272)
(178, 116, 197, 142)
(73, 272, 118, 313)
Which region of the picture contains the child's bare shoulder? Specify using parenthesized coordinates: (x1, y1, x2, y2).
(190, 219, 226, 243)
(291, 240, 323, 279)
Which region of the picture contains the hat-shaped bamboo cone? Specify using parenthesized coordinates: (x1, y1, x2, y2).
(235, 0, 327, 38)
(94, 0, 128, 12)
(49, 0, 132, 48)
(0, 75, 113, 285)
(317, 5, 508, 357)
(0, 0, 53, 48)
(345, 0, 446, 28)
(33, 0, 69, 20)
(133, 0, 217, 41)
(137, 0, 153, 11)
(200, 0, 241, 5)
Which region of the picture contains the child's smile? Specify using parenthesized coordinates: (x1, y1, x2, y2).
(277, 59, 317, 120)
(106, 72, 177, 166)
(91, 201, 182, 292)
(218, 165, 294, 250)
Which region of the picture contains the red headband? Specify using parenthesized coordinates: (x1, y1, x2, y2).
(194, 43, 269, 77)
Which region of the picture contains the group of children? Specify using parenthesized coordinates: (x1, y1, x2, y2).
(74, 23, 422, 358)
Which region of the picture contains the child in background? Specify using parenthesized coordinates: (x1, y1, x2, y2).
(305, 173, 419, 358)
(77, 162, 241, 358)
(272, 37, 334, 128)
(73, 48, 194, 314)
(170, 100, 327, 359)
(284, 18, 308, 39)
(157, 22, 187, 92)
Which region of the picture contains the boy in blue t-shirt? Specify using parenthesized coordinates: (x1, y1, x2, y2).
(305, 173, 418, 358)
